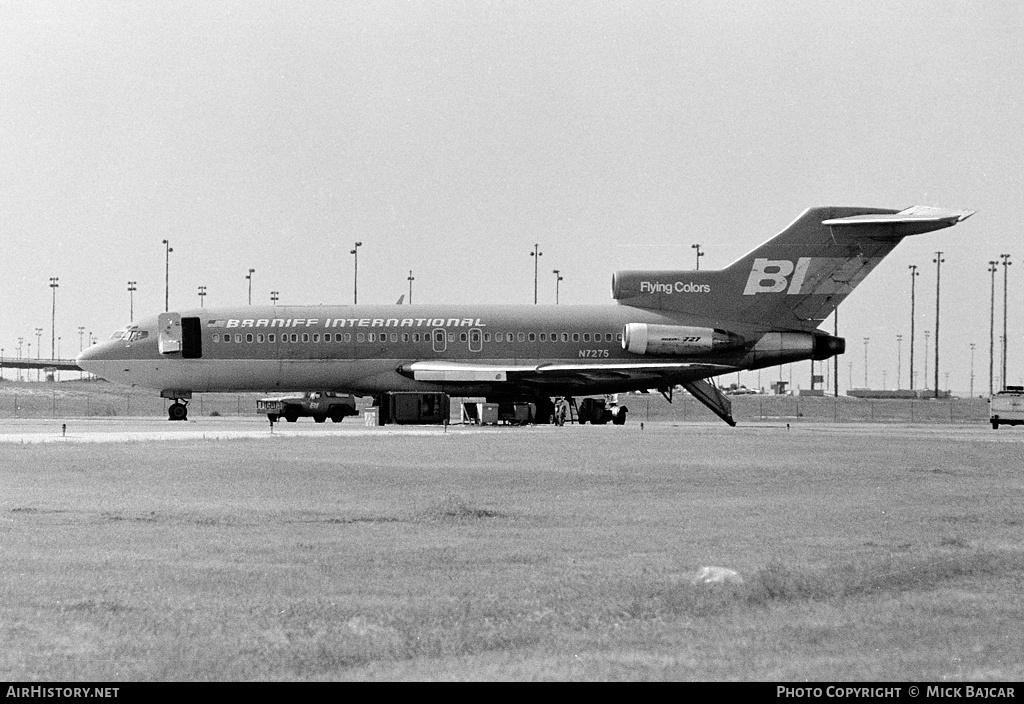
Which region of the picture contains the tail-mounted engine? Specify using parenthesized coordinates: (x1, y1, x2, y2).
(622, 323, 744, 356)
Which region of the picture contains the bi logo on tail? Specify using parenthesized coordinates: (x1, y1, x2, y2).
(743, 258, 812, 295)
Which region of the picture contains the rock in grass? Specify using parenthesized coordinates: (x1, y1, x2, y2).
(692, 566, 743, 585)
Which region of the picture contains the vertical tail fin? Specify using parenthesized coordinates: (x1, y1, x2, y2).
(612, 206, 973, 329)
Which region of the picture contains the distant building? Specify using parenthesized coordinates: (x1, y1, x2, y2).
(847, 388, 951, 399)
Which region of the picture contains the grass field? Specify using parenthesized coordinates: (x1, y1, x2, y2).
(0, 378, 994, 425)
(1, 420, 1022, 681)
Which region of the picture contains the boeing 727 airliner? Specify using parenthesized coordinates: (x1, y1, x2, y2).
(76, 205, 973, 424)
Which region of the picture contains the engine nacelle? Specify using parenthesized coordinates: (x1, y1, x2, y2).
(622, 323, 744, 356)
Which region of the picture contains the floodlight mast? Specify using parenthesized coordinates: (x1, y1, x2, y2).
(552, 270, 563, 304)
(350, 242, 362, 304)
(49, 277, 59, 359)
(162, 240, 172, 312)
(933, 251, 944, 397)
(530, 244, 542, 304)
(692, 243, 703, 270)
(1000, 254, 1011, 390)
(127, 281, 137, 322)
(989, 260, 998, 396)
(908, 264, 919, 390)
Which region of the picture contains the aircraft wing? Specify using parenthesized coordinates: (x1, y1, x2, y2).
(0, 357, 83, 372)
(398, 360, 734, 384)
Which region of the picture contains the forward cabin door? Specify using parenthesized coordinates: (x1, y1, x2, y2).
(157, 313, 202, 358)
(158, 313, 182, 354)
(181, 317, 202, 358)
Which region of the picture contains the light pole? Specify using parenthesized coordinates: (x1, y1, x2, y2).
(933, 251, 944, 397)
(863, 337, 869, 388)
(530, 244, 542, 304)
(896, 334, 903, 389)
(1000, 253, 1011, 391)
(78, 327, 85, 352)
(923, 330, 930, 390)
(908, 264, 919, 389)
(198, 285, 207, 308)
(49, 277, 59, 359)
(989, 260, 998, 396)
(997, 336, 1004, 389)
(350, 242, 362, 305)
(17, 337, 23, 381)
(970, 342, 976, 398)
(246, 269, 255, 305)
(271, 291, 279, 306)
(692, 244, 704, 270)
(833, 308, 839, 397)
(553, 270, 563, 304)
(161, 240, 172, 312)
(35, 327, 42, 383)
(407, 270, 415, 304)
(127, 281, 137, 322)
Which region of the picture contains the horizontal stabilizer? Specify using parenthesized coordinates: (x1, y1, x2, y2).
(822, 206, 974, 236)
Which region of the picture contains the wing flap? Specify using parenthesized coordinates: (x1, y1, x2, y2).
(399, 360, 733, 383)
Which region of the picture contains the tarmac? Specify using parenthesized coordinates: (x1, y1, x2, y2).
(0, 416, 1019, 444)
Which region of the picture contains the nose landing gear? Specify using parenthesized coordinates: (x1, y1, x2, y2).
(161, 390, 193, 421)
(168, 400, 189, 421)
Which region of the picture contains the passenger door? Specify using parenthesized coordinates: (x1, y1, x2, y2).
(158, 313, 182, 354)
(157, 313, 202, 358)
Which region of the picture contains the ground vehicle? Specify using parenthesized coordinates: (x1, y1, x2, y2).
(257, 391, 359, 423)
(990, 387, 1024, 429)
(577, 397, 628, 425)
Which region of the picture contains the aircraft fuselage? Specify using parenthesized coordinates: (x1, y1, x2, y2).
(77, 303, 818, 399)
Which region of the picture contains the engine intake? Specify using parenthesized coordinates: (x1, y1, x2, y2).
(623, 323, 744, 356)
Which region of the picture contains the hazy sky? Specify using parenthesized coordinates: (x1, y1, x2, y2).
(2, 1, 1022, 394)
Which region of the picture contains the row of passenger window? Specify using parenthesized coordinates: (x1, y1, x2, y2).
(211, 331, 623, 344)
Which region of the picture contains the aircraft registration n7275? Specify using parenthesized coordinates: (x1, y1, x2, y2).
(77, 205, 973, 424)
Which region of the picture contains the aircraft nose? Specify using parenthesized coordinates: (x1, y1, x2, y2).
(76, 342, 107, 371)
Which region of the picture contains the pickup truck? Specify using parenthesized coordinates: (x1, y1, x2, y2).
(257, 391, 360, 423)
(990, 386, 1024, 429)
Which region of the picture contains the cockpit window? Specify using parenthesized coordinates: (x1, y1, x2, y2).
(110, 326, 148, 342)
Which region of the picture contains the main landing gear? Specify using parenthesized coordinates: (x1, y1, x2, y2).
(168, 400, 189, 421)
